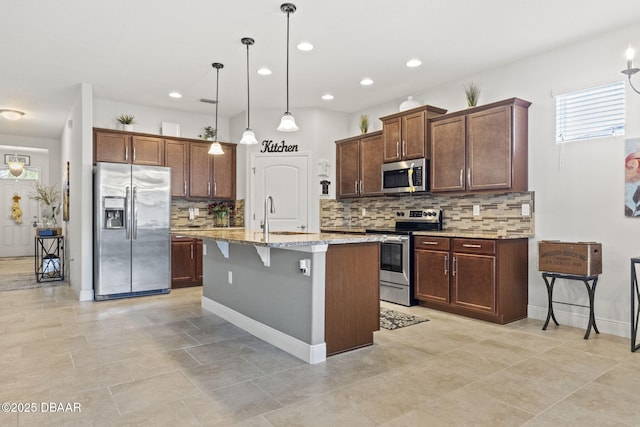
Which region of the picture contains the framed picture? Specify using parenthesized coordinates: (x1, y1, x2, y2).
(4, 154, 30, 165)
(63, 161, 69, 221)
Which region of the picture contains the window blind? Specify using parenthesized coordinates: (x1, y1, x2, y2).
(555, 81, 625, 143)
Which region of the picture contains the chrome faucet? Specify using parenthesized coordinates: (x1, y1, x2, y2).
(263, 195, 275, 235)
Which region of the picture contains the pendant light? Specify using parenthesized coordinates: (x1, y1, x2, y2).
(239, 37, 258, 145)
(7, 150, 24, 177)
(208, 62, 224, 155)
(277, 3, 299, 132)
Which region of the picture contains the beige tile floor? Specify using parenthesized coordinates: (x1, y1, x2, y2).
(0, 285, 638, 426)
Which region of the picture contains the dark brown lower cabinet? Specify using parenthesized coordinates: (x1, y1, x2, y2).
(414, 237, 528, 324)
(325, 242, 380, 356)
(171, 235, 202, 288)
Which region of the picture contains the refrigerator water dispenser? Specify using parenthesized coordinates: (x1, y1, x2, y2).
(103, 196, 125, 229)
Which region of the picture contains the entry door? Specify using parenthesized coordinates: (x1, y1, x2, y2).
(0, 178, 39, 257)
(251, 154, 309, 232)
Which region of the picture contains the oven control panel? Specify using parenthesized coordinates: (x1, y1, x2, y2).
(396, 209, 442, 222)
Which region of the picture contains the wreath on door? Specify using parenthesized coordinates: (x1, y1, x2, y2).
(10, 193, 23, 224)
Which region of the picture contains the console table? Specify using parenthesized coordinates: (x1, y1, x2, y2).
(631, 258, 640, 352)
(35, 235, 64, 282)
(541, 272, 599, 339)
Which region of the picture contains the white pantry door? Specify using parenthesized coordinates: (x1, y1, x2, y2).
(250, 154, 309, 232)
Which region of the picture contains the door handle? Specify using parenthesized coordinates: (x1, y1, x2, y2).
(420, 241, 438, 245)
(132, 187, 138, 240)
(467, 168, 471, 188)
(190, 243, 194, 259)
(396, 141, 399, 158)
(462, 244, 482, 248)
(133, 147, 136, 162)
(452, 256, 457, 276)
(125, 186, 131, 240)
(402, 140, 406, 157)
(125, 146, 128, 162)
(444, 255, 448, 276)
(213, 182, 217, 196)
(459, 169, 463, 187)
(354, 180, 358, 194)
(208, 182, 211, 196)
(359, 180, 363, 194)
(183, 181, 187, 195)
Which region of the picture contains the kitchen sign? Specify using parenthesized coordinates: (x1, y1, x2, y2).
(260, 140, 298, 153)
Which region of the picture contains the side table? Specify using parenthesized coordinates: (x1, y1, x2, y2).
(35, 235, 64, 282)
(541, 272, 599, 339)
(631, 258, 640, 352)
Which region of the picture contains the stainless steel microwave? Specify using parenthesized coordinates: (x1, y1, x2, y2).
(381, 158, 428, 193)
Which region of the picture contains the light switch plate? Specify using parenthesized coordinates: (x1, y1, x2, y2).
(521, 203, 531, 217)
(473, 205, 480, 216)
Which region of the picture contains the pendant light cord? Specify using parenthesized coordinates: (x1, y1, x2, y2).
(215, 67, 220, 142)
(246, 42, 251, 128)
(285, 9, 290, 114)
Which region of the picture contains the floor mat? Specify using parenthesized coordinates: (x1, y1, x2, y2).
(380, 307, 429, 330)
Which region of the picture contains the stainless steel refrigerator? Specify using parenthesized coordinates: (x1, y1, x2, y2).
(94, 162, 171, 300)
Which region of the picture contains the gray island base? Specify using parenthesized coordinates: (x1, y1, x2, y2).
(180, 229, 383, 364)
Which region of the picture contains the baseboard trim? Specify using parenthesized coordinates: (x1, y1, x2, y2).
(201, 296, 326, 364)
(528, 305, 630, 339)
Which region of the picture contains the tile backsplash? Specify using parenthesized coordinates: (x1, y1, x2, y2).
(321, 192, 534, 235)
(171, 199, 244, 228)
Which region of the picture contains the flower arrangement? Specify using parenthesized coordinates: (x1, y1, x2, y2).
(208, 200, 234, 216)
(28, 182, 60, 206)
(28, 182, 60, 225)
(199, 126, 217, 140)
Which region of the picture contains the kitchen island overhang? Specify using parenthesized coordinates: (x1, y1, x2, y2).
(176, 229, 384, 364)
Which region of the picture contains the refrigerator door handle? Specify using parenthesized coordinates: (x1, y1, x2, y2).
(125, 186, 131, 240)
(132, 186, 138, 240)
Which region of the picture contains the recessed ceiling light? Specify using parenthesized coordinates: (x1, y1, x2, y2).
(321, 93, 334, 101)
(406, 58, 422, 68)
(297, 41, 314, 51)
(360, 78, 374, 86)
(257, 67, 272, 76)
(169, 91, 182, 98)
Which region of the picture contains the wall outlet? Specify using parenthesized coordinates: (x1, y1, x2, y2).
(194, 207, 199, 216)
(228, 271, 233, 284)
(362, 208, 366, 217)
(472, 204, 481, 216)
(521, 203, 531, 217)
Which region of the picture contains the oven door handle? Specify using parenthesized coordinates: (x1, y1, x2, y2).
(382, 236, 409, 243)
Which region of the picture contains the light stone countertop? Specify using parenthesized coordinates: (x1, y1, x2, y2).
(170, 228, 386, 248)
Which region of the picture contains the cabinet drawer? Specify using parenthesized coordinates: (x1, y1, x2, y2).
(414, 236, 450, 251)
(452, 238, 495, 255)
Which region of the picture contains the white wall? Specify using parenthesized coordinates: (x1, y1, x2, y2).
(350, 23, 640, 337)
(93, 98, 230, 141)
(61, 83, 94, 301)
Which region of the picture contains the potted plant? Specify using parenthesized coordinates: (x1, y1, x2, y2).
(360, 115, 368, 134)
(464, 82, 481, 107)
(208, 200, 234, 227)
(199, 126, 217, 141)
(117, 114, 136, 131)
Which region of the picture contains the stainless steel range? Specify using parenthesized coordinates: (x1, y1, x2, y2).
(366, 209, 443, 306)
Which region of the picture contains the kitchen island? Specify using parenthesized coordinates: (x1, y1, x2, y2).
(173, 229, 385, 364)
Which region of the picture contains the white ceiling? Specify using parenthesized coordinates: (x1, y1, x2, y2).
(3, 0, 640, 139)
